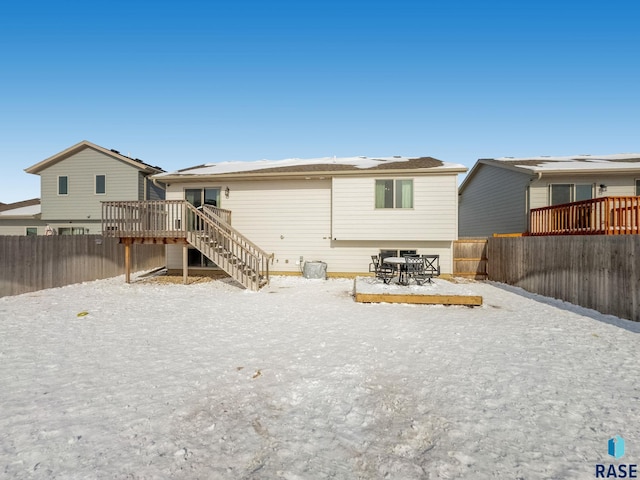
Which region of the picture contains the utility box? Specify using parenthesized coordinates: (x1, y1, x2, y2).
(303, 261, 327, 279)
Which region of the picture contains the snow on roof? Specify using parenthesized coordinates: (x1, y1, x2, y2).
(487, 153, 640, 172)
(0, 198, 41, 217)
(0, 203, 41, 217)
(156, 156, 466, 178)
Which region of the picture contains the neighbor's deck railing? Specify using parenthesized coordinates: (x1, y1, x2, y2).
(529, 196, 640, 235)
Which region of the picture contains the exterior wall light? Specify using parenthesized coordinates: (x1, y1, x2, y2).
(225, 186, 230, 198)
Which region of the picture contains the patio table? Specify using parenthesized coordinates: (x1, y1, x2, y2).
(382, 257, 410, 285)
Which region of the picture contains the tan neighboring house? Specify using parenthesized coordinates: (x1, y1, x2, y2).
(458, 154, 640, 237)
(0, 198, 45, 235)
(0, 140, 165, 235)
(149, 155, 467, 276)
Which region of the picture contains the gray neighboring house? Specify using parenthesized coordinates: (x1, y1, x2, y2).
(458, 154, 640, 237)
(0, 198, 45, 235)
(0, 140, 165, 235)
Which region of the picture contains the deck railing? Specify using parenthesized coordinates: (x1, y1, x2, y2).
(529, 196, 640, 235)
(102, 200, 271, 289)
(102, 200, 188, 238)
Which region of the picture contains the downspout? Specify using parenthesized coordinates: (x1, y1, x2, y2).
(527, 172, 543, 233)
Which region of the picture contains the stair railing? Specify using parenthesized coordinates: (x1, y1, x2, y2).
(185, 203, 272, 290)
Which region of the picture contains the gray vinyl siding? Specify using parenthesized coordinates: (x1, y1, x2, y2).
(40, 148, 143, 221)
(459, 165, 532, 237)
(144, 175, 166, 200)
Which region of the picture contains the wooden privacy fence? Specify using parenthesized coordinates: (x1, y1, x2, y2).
(488, 235, 640, 322)
(0, 235, 165, 297)
(453, 239, 488, 280)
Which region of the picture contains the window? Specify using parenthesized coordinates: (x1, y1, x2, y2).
(550, 183, 593, 205)
(26, 227, 38, 236)
(95, 175, 106, 195)
(58, 227, 87, 235)
(380, 249, 417, 260)
(375, 179, 413, 209)
(636, 179, 640, 196)
(58, 176, 68, 195)
(575, 184, 593, 201)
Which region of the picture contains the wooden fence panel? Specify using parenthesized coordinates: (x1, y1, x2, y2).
(488, 235, 640, 322)
(454, 239, 488, 279)
(0, 235, 165, 297)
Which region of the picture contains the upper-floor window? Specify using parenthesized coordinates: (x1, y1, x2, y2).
(636, 179, 640, 196)
(375, 179, 413, 209)
(58, 176, 68, 195)
(550, 183, 592, 206)
(95, 175, 106, 195)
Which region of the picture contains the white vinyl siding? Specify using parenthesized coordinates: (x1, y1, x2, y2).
(40, 148, 144, 221)
(333, 175, 457, 241)
(164, 177, 457, 274)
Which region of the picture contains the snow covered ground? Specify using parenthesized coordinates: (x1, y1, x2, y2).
(0, 274, 638, 479)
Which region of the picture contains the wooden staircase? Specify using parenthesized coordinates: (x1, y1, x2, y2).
(185, 203, 272, 290)
(102, 200, 273, 290)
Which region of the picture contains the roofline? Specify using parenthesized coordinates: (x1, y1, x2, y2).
(24, 140, 164, 175)
(459, 159, 536, 193)
(0, 213, 41, 219)
(0, 197, 41, 212)
(458, 157, 640, 194)
(152, 166, 468, 183)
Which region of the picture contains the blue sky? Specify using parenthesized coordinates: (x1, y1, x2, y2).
(1, 0, 638, 203)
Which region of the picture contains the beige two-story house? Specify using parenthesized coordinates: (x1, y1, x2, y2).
(2, 140, 165, 235)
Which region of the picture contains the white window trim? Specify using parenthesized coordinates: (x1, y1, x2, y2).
(95, 174, 107, 195)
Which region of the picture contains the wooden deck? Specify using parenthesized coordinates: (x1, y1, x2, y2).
(353, 277, 483, 306)
(529, 196, 640, 236)
(101, 200, 272, 290)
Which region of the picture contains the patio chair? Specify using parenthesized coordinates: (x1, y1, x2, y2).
(405, 256, 427, 284)
(410, 254, 440, 284)
(422, 255, 440, 277)
(369, 255, 395, 284)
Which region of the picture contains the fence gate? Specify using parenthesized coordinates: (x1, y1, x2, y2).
(453, 239, 488, 280)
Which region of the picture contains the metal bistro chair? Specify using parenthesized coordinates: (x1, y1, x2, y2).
(369, 255, 395, 284)
(413, 254, 440, 284)
(404, 256, 426, 285)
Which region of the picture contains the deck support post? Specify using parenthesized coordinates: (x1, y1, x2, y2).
(124, 239, 132, 284)
(183, 244, 188, 284)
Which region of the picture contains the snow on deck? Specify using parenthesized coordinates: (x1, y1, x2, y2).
(0, 275, 638, 478)
(354, 276, 483, 305)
